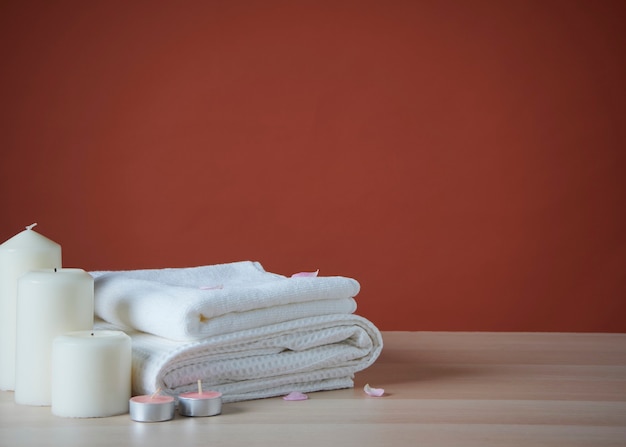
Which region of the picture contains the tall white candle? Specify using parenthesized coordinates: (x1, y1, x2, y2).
(51, 330, 131, 418)
(15, 269, 94, 406)
(0, 224, 62, 390)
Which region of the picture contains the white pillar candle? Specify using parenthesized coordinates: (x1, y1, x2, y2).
(15, 269, 94, 406)
(0, 223, 62, 391)
(51, 330, 131, 418)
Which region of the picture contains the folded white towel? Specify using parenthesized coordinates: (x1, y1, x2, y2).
(95, 313, 383, 402)
(91, 261, 359, 341)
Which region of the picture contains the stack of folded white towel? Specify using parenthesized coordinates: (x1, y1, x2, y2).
(91, 261, 383, 403)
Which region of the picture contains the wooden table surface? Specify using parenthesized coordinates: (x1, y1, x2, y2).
(1, 331, 625, 447)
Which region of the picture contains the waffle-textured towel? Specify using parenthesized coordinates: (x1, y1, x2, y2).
(96, 313, 383, 402)
(91, 261, 359, 341)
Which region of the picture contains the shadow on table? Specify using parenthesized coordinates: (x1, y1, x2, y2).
(356, 348, 490, 388)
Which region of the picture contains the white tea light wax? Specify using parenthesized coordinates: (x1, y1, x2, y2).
(51, 330, 131, 418)
(0, 224, 61, 390)
(15, 268, 94, 406)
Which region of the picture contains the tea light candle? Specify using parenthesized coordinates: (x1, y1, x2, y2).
(51, 330, 131, 418)
(129, 389, 175, 422)
(0, 224, 61, 391)
(178, 380, 222, 417)
(15, 268, 94, 406)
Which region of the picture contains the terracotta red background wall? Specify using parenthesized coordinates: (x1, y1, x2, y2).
(1, 1, 625, 332)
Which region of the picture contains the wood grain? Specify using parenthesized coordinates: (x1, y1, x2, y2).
(1, 332, 625, 446)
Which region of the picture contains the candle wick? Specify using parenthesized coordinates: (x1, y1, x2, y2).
(25, 223, 38, 230)
(150, 387, 162, 399)
(91, 332, 94, 336)
(197, 379, 203, 395)
(54, 268, 57, 272)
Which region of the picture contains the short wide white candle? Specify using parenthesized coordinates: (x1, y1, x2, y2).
(0, 224, 61, 391)
(51, 330, 131, 418)
(15, 269, 94, 406)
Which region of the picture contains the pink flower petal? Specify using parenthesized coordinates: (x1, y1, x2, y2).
(199, 285, 224, 290)
(291, 270, 319, 278)
(283, 391, 309, 401)
(364, 384, 384, 397)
